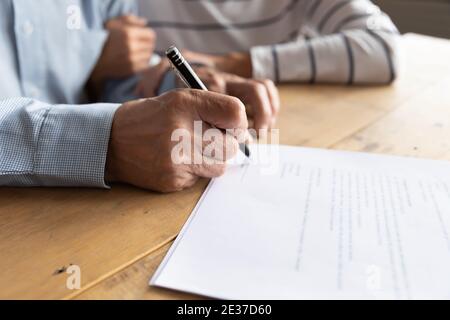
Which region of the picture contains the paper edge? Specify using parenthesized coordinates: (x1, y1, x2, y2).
(149, 179, 217, 286)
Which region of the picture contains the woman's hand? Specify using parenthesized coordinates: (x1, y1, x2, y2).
(183, 50, 253, 78)
(89, 15, 156, 95)
(194, 67, 280, 131)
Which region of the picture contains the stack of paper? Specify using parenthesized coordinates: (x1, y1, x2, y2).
(151, 145, 450, 299)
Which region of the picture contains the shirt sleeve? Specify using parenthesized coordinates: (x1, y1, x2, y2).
(102, 76, 140, 103)
(0, 98, 120, 188)
(102, 0, 138, 19)
(250, 0, 400, 84)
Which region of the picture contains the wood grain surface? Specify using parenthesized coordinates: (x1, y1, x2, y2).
(1, 34, 449, 300)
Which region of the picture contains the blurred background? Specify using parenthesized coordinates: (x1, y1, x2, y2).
(374, 0, 450, 38)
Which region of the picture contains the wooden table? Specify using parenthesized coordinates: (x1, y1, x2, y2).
(1, 34, 450, 300)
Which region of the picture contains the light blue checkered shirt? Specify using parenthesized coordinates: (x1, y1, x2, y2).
(0, 0, 137, 188)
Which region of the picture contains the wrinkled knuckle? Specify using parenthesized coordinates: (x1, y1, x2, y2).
(253, 83, 267, 96)
(209, 80, 221, 88)
(167, 90, 188, 106)
(177, 93, 193, 110)
(263, 79, 275, 87)
(169, 118, 188, 134)
(230, 107, 244, 126)
(273, 102, 281, 114)
(166, 175, 186, 192)
(161, 161, 178, 178)
(261, 107, 272, 121)
(227, 97, 245, 122)
(165, 90, 179, 100)
(210, 75, 222, 85)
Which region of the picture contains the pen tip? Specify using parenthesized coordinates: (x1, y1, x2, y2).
(243, 145, 251, 158)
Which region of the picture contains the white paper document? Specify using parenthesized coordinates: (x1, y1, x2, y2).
(151, 145, 450, 299)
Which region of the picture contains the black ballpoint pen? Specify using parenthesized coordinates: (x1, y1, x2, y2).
(165, 45, 251, 158)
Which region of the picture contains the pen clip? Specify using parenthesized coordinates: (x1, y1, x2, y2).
(170, 64, 193, 89)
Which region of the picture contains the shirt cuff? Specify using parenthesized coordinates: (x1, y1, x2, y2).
(35, 102, 121, 188)
(250, 46, 277, 81)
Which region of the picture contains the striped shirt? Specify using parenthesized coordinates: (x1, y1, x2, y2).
(139, 0, 400, 84)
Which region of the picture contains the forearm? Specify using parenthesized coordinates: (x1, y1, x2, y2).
(251, 0, 399, 84)
(0, 98, 120, 188)
(251, 29, 399, 84)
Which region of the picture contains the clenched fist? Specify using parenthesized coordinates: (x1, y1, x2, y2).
(89, 15, 156, 95)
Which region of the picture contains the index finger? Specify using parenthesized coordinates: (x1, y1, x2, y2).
(259, 79, 280, 116)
